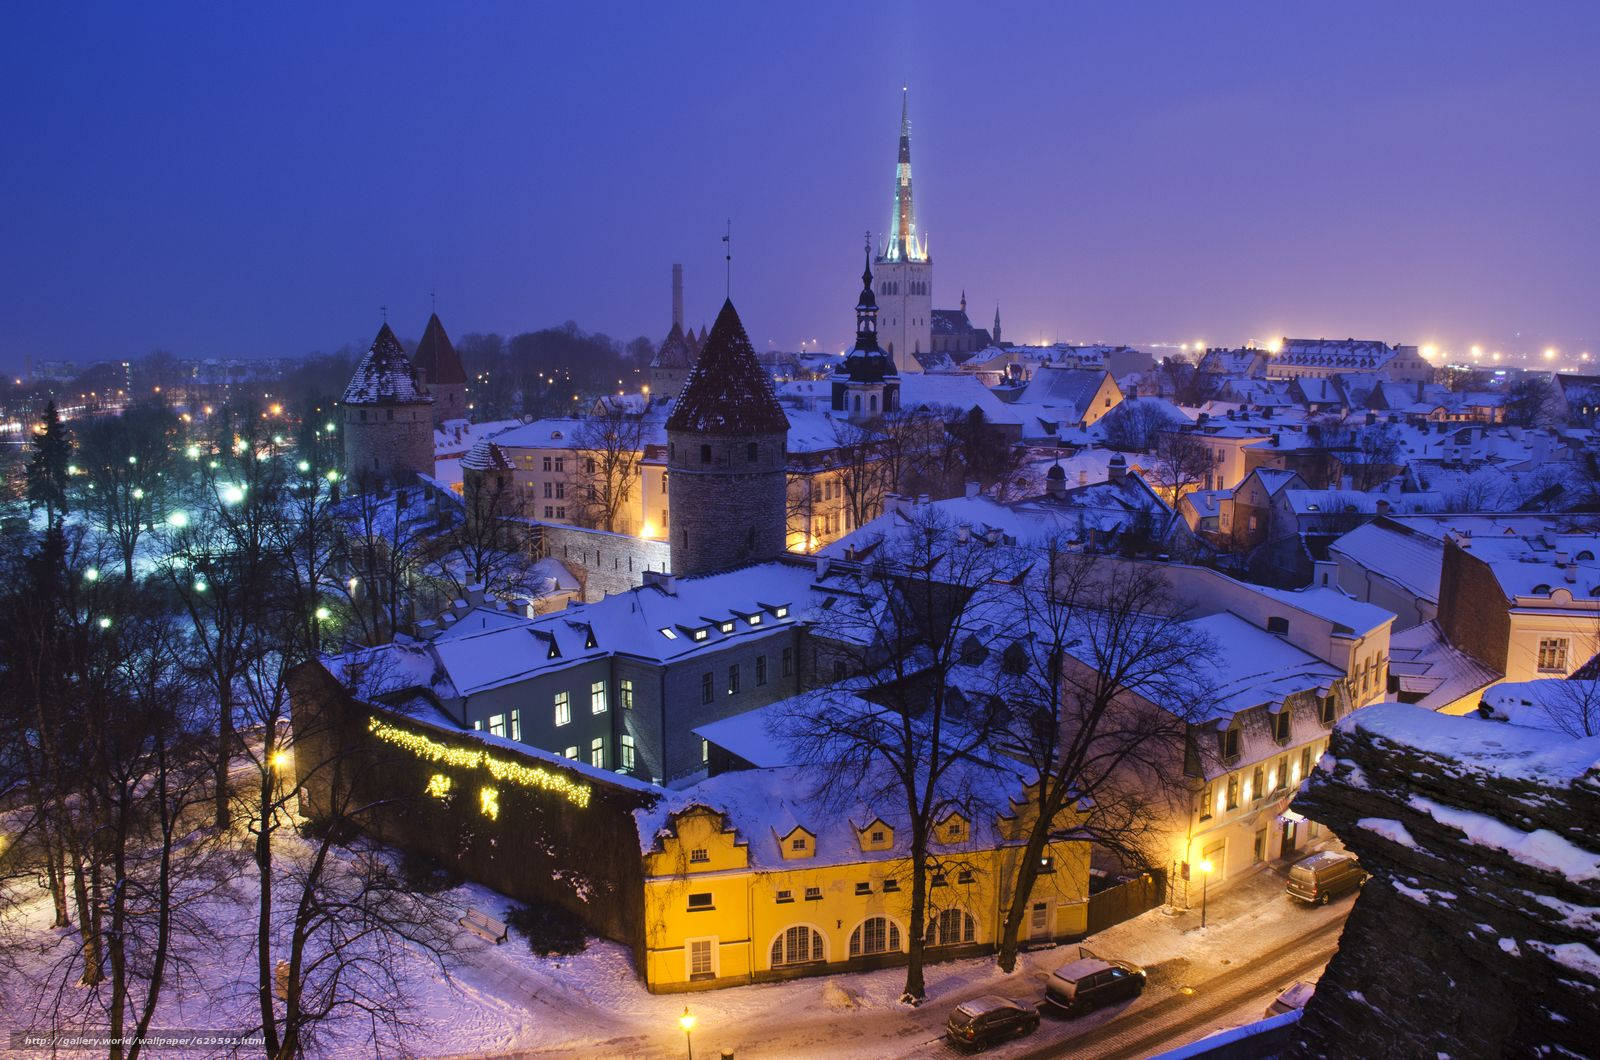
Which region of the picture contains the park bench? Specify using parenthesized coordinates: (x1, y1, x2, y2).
(458, 907, 508, 944)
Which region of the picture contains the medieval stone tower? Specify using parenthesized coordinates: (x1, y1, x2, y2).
(666, 299, 790, 576)
(874, 87, 932, 374)
(412, 312, 469, 425)
(341, 322, 435, 487)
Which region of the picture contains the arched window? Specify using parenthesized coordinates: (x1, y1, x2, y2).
(770, 925, 825, 966)
(926, 908, 977, 947)
(853, 394, 861, 412)
(869, 394, 878, 412)
(849, 916, 901, 957)
(1579, 551, 1595, 562)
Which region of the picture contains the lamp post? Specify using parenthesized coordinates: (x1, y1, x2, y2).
(1199, 859, 1214, 928)
(678, 1007, 696, 1060)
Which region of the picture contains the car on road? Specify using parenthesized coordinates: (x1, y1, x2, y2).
(1266, 980, 1316, 1016)
(944, 995, 1040, 1049)
(1043, 949, 1147, 1016)
(1286, 851, 1367, 905)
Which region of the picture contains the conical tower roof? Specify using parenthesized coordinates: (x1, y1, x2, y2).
(651, 320, 695, 369)
(666, 299, 789, 434)
(341, 323, 432, 406)
(414, 312, 467, 385)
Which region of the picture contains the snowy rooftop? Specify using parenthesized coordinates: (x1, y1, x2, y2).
(1248, 585, 1394, 637)
(342, 323, 431, 406)
(1456, 534, 1600, 602)
(1175, 612, 1342, 722)
(1329, 521, 1446, 603)
(1388, 620, 1500, 711)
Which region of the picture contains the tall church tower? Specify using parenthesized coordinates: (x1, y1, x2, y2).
(341, 322, 435, 488)
(874, 87, 932, 374)
(666, 299, 790, 576)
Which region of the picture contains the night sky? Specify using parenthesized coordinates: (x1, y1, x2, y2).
(3, 2, 1596, 369)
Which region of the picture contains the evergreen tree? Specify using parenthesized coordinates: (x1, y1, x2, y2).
(27, 401, 71, 525)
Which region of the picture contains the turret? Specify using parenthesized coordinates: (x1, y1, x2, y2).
(341, 322, 435, 488)
(832, 242, 900, 423)
(666, 300, 790, 576)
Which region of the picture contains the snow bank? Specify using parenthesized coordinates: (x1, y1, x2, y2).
(1409, 796, 1600, 883)
(1358, 817, 1417, 847)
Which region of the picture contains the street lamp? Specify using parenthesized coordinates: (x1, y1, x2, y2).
(677, 1007, 696, 1060)
(1199, 859, 1214, 928)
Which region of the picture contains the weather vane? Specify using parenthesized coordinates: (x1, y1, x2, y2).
(722, 219, 732, 298)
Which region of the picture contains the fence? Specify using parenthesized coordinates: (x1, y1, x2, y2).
(1086, 869, 1166, 935)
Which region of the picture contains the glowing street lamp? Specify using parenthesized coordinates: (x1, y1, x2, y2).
(85, 567, 100, 582)
(98, 617, 112, 630)
(221, 484, 245, 505)
(186, 444, 201, 460)
(1199, 859, 1215, 927)
(270, 750, 291, 771)
(297, 460, 311, 473)
(315, 606, 331, 621)
(167, 510, 190, 528)
(677, 1008, 696, 1060)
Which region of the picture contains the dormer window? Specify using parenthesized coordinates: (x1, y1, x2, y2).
(1270, 710, 1291, 743)
(1220, 725, 1241, 761)
(692, 628, 708, 642)
(719, 621, 734, 634)
(775, 606, 789, 618)
(747, 614, 761, 625)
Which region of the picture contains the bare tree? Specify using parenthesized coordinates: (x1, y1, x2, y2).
(1148, 429, 1216, 504)
(1100, 400, 1178, 452)
(437, 464, 535, 601)
(1543, 679, 1600, 738)
(75, 402, 181, 582)
(573, 403, 647, 534)
(774, 508, 1016, 1003)
(989, 548, 1216, 971)
(335, 483, 438, 646)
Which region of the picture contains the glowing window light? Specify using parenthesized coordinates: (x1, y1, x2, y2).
(366, 717, 594, 809)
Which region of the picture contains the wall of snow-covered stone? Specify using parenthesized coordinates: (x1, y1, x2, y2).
(1287, 703, 1600, 1057)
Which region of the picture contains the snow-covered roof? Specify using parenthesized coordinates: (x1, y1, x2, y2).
(667, 299, 789, 435)
(1388, 620, 1500, 711)
(1283, 490, 1445, 517)
(896, 372, 1024, 425)
(1328, 520, 1447, 603)
(1248, 585, 1393, 637)
(342, 323, 432, 406)
(692, 701, 795, 768)
(1174, 613, 1342, 722)
(1456, 534, 1600, 603)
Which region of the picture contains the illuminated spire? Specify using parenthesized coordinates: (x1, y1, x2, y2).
(882, 86, 926, 263)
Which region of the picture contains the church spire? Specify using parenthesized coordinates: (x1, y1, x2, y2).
(994, 304, 1002, 345)
(882, 86, 926, 263)
(854, 236, 880, 351)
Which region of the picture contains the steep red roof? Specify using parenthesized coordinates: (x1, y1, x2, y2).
(666, 299, 789, 435)
(413, 312, 468, 385)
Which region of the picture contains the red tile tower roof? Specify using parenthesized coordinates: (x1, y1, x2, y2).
(666, 299, 789, 435)
(413, 312, 468, 385)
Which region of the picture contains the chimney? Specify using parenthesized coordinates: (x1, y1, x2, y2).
(917, 493, 931, 506)
(1108, 454, 1127, 482)
(1312, 559, 1338, 588)
(1566, 563, 1578, 584)
(964, 481, 981, 499)
(1078, 469, 1088, 486)
(642, 570, 678, 595)
(671, 264, 684, 328)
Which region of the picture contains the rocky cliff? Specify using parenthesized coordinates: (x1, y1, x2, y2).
(1288, 702, 1600, 1058)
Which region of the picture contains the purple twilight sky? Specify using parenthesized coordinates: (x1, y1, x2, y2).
(2, 1, 1596, 370)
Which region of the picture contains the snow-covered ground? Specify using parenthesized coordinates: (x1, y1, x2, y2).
(0, 822, 1350, 1060)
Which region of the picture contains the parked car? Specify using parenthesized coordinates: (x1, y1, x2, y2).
(944, 995, 1040, 1049)
(1286, 851, 1367, 905)
(1043, 949, 1146, 1016)
(1266, 980, 1316, 1017)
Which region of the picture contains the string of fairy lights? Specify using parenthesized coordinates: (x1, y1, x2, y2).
(367, 716, 594, 811)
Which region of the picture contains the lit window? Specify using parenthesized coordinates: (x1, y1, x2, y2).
(701, 737, 709, 764)
(488, 713, 505, 737)
(509, 709, 521, 742)
(747, 613, 761, 625)
(1226, 775, 1240, 810)
(719, 621, 734, 634)
(554, 691, 570, 727)
(692, 628, 708, 642)
(660, 627, 677, 640)
(621, 679, 634, 709)
(1199, 783, 1213, 821)
(590, 680, 607, 714)
(775, 606, 788, 618)
(1538, 638, 1569, 673)
(563, 745, 577, 759)
(588, 737, 605, 768)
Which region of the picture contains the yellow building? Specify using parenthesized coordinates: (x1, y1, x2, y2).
(634, 767, 1090, 992)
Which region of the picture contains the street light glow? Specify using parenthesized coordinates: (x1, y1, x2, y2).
(167, 510, 189, 528)
(678, 1009, 695, 1032)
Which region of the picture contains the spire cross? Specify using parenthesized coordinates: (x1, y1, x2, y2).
(722, 219, 732, 298)
(380, 305, 387, 323)
(430, 289, 436, 312)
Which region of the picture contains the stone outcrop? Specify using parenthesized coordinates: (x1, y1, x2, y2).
(1288, 703, 1600, 1058)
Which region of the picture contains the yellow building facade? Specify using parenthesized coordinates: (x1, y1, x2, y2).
(638, 794, 1090, 992)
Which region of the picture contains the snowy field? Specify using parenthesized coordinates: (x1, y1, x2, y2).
(1, 831, 1349, 1059)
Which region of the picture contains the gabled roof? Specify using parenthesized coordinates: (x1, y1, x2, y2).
(341, 323, 432, 406)
(666, 299, 789, 435)
(413, 313, 468, 385)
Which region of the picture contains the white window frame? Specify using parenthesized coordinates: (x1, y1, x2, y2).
(509, 709, 520, 742)
(554, 691, 571, 727)
(685, 936, 718, 981)
(589, 737, 604, 768)
(590, 679, 607, 714)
